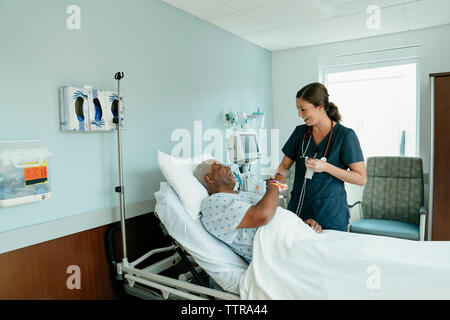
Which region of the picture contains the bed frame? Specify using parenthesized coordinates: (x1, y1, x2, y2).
(106, 213, 240, 300)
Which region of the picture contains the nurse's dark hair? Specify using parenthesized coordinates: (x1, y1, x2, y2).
(296, 82, 341, 123)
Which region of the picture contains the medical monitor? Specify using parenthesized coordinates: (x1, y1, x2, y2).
(226, 131, 262, 164)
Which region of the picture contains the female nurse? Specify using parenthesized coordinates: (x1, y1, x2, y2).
(275, 82, 367, 232)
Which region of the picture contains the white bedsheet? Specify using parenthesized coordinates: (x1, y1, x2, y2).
(239, 207, 450, 300)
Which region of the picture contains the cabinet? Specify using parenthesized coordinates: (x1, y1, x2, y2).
(430, 73, 450, 240)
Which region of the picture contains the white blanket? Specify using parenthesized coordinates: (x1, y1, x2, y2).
(239, 208, 450, 300)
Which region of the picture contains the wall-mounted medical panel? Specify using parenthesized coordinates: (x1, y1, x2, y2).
(59, 87, 125, 132)
(0, 140, 52, 208)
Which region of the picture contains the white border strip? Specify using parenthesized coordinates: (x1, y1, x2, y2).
(0, 198, 156, 254)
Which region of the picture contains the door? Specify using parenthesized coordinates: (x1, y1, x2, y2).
(432, 74, 450, 240)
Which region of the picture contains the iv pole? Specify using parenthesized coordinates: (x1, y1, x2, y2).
(114, 71, 128, 265)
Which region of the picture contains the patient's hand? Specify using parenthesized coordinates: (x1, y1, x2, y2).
(304, 219, 322, 233)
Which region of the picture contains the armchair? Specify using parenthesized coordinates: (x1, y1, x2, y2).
(349, 157, 427, 241)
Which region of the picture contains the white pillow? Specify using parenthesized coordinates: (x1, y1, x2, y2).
(157, 151, 213, 220)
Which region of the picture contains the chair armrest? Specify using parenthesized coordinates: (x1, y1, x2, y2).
(348, 201, 363, 222)
(419, 207, 427, 241)
(419, 206, 427, 215)
(348, 201, 362, 208)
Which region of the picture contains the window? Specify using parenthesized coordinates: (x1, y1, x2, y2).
(324, 62, 418, 158)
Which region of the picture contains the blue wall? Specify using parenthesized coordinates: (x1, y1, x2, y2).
(0, 0, 272, 232)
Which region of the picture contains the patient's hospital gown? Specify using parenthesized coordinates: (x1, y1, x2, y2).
(200, 192, 262, 263)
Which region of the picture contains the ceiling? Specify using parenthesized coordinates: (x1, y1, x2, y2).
(161, 0, 450, 51)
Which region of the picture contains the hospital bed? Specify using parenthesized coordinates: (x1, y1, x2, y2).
(108, 182, 450, 300)
(108, 181, 450, 300)
(106, 182, 247, 300)
(107, 150, 450, 300)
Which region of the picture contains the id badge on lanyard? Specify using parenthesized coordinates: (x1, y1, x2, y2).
(295, 122, 334, 217)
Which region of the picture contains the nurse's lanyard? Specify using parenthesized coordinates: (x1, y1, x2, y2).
(295, 119, 335, 217)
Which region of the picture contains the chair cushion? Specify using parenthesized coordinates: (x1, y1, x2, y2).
(350, 219, 419, 240)
(363, 157, 424, 226)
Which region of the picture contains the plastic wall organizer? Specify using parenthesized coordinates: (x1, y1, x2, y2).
(0, 140, 52, 207)
(59, 86, 125, 132)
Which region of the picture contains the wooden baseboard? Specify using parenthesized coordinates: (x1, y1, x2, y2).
(0, 213, 171, 300)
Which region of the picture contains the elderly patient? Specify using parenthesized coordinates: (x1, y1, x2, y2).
(194, 159, 321, 263)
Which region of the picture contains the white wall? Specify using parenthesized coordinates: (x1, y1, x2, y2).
(0, 0, 272, 253)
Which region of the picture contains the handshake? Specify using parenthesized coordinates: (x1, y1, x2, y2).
(266, 173, 288, 192)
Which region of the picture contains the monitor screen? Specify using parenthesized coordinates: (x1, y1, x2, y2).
(240, 134, 259, 156)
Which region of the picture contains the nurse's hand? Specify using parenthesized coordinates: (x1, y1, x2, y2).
(305, 158, 328, 173)
(274, 173, 286, 185)
(304, 219, 322, 233)
(267, 173, 287, 185)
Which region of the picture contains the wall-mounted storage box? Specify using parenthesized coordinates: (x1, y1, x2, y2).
(60, 87, 90, 131)
(103, 90, 125, 131)
(59, 86, 124, 132)
(88, 89, 108, 131)
(0, 140, 52, 208)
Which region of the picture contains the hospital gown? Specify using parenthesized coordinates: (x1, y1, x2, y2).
(200, 192, 262, 263)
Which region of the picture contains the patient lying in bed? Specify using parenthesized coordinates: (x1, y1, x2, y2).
(194, 160, 450, 299)
(193, 159, 320, 263)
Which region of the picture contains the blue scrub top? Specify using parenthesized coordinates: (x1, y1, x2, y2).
(282, 123, 364, 231)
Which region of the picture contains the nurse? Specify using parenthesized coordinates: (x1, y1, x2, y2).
(275, 82, 367, 232)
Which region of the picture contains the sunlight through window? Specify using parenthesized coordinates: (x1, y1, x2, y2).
(325, 63, 417, 158)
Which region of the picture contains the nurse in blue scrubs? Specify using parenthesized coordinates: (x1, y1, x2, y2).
(275, 82, 367, 232)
